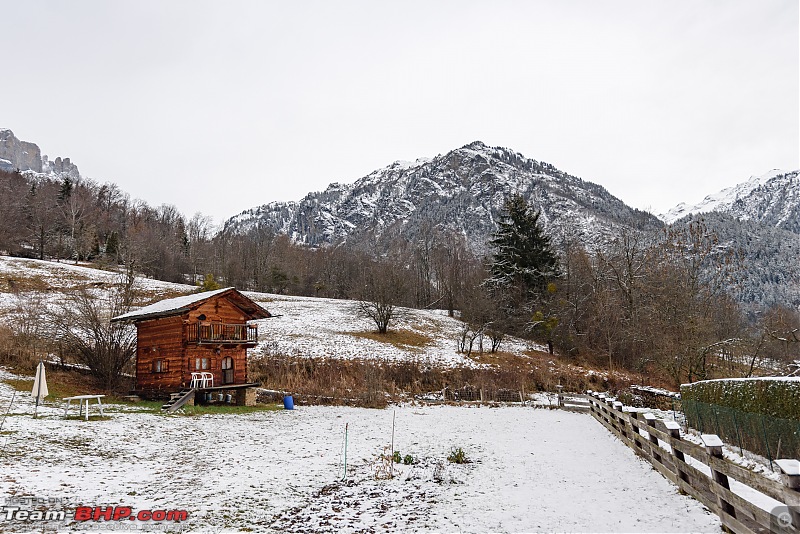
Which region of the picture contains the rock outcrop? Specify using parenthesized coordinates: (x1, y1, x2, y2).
(0, 128, 79, 178)
(0, 128, 42, 172)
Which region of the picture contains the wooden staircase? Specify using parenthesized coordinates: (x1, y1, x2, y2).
(161, 388, 196, 412)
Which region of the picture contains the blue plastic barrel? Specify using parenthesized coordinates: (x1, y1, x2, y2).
(283, 395, 294, 410)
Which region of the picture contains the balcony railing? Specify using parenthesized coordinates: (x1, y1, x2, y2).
(187, 323, 258, 345)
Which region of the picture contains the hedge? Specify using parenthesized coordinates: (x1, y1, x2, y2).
(681, 378, 800, 460)
(680, 377, 800, 421)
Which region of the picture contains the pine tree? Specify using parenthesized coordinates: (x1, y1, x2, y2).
(487, 194, 559, 306)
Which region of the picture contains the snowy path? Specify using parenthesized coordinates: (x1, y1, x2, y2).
(0, 389, 720, 533)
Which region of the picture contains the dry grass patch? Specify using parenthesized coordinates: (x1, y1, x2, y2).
(348, 329, 433, 349)
(0, 274, 53, 293)
(468, 350, 534, 367)
(3, 368, 121, 399)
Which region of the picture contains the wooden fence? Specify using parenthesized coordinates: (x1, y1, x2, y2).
(556, 390, 591, 413)
(442, 386, 526, 403)
(586, 391, 800, 534)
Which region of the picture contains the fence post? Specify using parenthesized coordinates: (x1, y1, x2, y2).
(628, 411, 644, 452)
(613, 401, 628, 438)
(643, 413, 663, 465)
(701, 434, 736, 519)
(776, 459, 800, 532)
(605, 397, 618, 433)
(664, 420, 688, 484)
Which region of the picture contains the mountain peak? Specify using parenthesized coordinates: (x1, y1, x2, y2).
(460, 140, 490, 151)
(226, 141, 663, 251)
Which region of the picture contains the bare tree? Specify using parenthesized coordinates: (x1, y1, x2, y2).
(357, 261, 407, 334)
(50, 275, 138, 389)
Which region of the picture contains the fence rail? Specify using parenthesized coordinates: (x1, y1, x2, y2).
(187, 323, 258, 345)
(585, 391, 800, 534)
(557, 391, 591, 412)
(442, 386, 525, 403)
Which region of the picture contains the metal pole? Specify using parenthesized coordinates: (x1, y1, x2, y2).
(0, 390, 16, 433)
(390, 410, 396, 478)
(342, 423, 348, 481)
(760, 415, 774, 472)
(732, 410, 744, 456)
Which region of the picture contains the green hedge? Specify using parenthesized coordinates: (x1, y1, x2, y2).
(681, 378, 800, 460)
(680, 378, 800, 420)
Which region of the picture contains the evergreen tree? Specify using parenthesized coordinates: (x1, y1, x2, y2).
(486, 194, 559, 307)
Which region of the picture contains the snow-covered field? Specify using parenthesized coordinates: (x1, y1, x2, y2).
(245, 292, 539, 366)
(0, 256, 546, 368)
(0, 371, 720, 533)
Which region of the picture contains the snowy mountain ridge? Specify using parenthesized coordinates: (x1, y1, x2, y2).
(661, 169, 800, 232)
(226, 141, 662, 252)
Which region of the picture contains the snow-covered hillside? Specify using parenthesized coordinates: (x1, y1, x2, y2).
(662, 169, 800, 232)
(0, 256, 544, 368)
(246, 292, 535, 366)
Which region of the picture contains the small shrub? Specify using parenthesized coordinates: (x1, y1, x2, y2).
(447, 446, 470, 464)
(196, 274, 221, 292)
(374, 447, 395, 479)
(403, 454, 414, 465)
(392, 450, 402, 464)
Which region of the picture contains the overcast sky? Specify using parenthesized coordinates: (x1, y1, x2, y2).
(2, 1, 797, 224)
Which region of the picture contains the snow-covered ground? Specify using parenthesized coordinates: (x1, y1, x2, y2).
(0, 257, 191, 295)
(0, 371, 720, 533)
(0, 256, 547, 368)
(245, 292, 539, 366)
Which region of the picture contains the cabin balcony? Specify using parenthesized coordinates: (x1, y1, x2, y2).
(187, 323, 258, 346)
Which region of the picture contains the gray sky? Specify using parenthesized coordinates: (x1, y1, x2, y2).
(2, 1, 798, 225)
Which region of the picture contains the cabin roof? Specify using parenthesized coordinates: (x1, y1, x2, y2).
(111, 287, 271, 323)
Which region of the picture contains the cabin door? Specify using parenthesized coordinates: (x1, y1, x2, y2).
(221, 357, 234, 384)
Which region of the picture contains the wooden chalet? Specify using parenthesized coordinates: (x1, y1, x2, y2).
(111, 288, 271, 408)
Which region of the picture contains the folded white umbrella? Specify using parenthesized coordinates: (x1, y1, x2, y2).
(31, 361, 49, 418)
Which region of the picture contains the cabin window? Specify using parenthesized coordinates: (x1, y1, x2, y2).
(194, 357, 210, 370)
(152, 359, 168, 373)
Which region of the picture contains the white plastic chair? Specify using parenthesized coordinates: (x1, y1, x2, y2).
(190, 372, 203, 388)
(201, 372, 214, 388)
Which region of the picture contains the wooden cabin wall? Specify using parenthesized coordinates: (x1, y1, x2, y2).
(135, 315, 185, 392)
(189, 298, 248, 323)
(133, 294, 259, 396)
(185, 345, 248, 386)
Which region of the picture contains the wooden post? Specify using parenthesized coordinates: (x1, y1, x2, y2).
(643, 413, 662, 464)
(613, 401, 625, 438)
(776, 459, 800, 532)
(629, 411, 644, 451)
(664, 420, 688, 483)
(480, 388, 484, 403)
(702, 434, 736, 519)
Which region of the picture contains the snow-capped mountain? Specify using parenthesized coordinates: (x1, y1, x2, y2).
(662, 169, 800, 232)
(226, 141, 663, 251)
